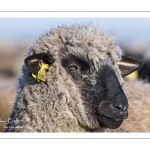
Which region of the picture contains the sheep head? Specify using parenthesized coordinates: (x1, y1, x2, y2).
(24, 24, 142, 131)
(25, 52, 142, 130)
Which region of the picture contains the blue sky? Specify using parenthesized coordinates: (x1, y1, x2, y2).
(0, 18, 150, 46)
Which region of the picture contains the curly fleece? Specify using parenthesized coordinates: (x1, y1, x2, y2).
(5, 23, 124, 132)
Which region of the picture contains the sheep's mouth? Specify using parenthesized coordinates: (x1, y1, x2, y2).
(96, 114, 123, 129)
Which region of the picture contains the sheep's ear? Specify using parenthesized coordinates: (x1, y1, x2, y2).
(117, 56, 143, 77)
(24, 53, 54, 74)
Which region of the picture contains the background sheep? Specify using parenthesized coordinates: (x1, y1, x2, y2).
(0, 41, 29, 78)
(121, 44, 150, 82)
(136, 50, 150, 82)
(5, 23, 142, 132)
(0, 41, 29, 132)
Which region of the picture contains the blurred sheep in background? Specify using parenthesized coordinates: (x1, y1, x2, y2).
(0, 40, 30, 131)
(120, 40, 150, 82)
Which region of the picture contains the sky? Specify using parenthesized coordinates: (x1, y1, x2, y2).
(0, 18, 150, 47)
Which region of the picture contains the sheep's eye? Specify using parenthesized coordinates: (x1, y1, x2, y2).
(68, 64, 78, 70)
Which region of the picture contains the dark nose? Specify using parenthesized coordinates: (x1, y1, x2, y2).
(113, 103, 128, 111)
(113, 102, 128, 119)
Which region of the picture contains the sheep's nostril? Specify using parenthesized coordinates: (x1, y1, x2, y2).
(113, 102, 128, 112)
(113, 102, 128, 119)
(117, 104, 124, 111)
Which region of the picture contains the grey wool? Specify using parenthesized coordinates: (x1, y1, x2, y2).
(5, 23, 137, 132)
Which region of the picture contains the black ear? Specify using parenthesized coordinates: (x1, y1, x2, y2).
(24, 53, 54, 74)
(117, 56, 143, 77)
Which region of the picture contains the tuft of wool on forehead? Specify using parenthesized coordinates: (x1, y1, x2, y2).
(27, 23, 121, 60)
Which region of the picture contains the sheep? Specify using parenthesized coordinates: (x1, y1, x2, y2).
(0, 41, 29, 132)
(5, 23, 142, 132)
(0, 41, 30, 78)
(122, 45, 150, 82)
(138, 50, 150, 82)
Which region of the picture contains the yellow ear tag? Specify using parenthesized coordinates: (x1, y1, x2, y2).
(114, 63, 117, 68)
(32, 64, 49, 82)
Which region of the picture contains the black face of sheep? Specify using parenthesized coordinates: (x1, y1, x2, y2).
(62, 59, 128, 129)
(61, 55, 141, 129)
(25, 53, 142, 130)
